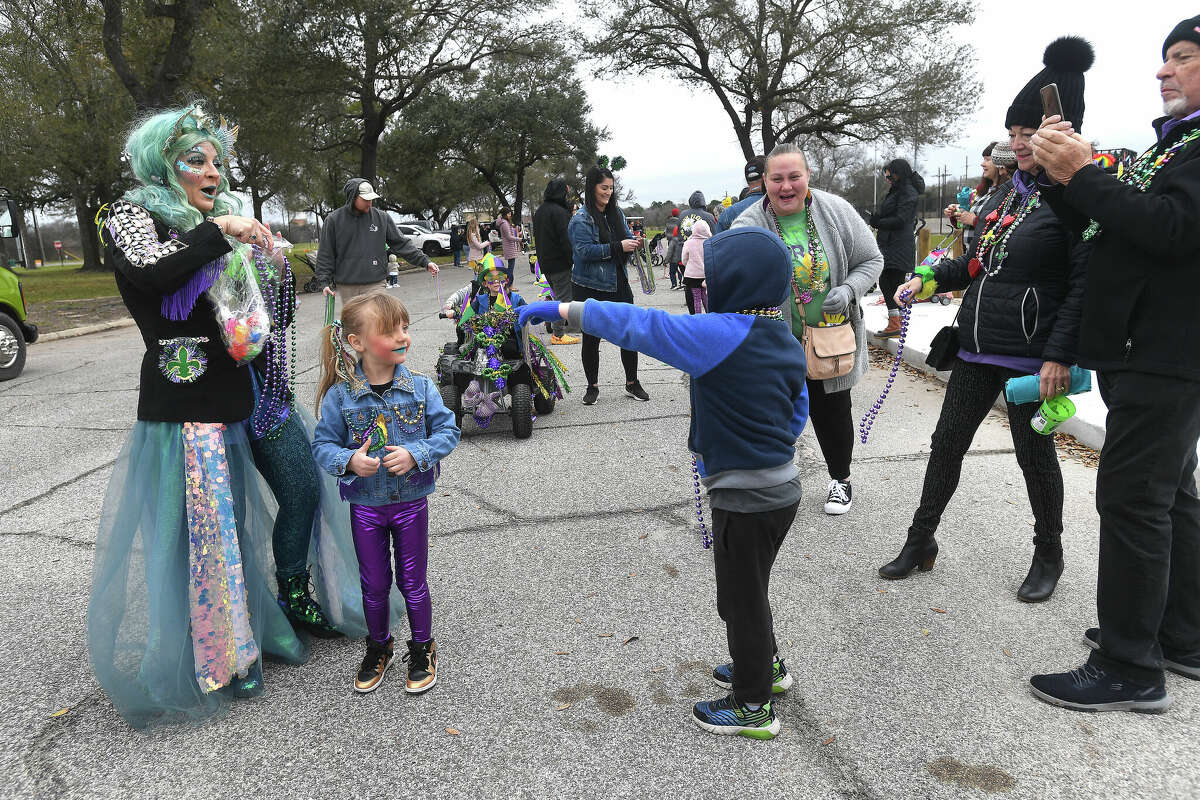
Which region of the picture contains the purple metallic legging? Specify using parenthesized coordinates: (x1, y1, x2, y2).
(349, 498, 432, 644)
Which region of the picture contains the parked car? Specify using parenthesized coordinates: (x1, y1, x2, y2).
(0, 192, 37, 380)
(396, 223, 451, 256)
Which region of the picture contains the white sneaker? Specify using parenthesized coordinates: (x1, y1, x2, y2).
(824, 479, 852, 515)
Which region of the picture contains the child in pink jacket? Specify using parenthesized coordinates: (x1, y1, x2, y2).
(680, 219, 710, 314)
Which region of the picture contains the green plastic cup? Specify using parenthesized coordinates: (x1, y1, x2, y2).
(324, 292, 335, 327)
(1031, 395, 1076, 435)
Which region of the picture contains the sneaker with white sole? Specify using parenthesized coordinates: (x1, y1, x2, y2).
(624, 381, 650, 401)
(354, 637, 394, 693)
(692, 695, 780, 739)
(1029, 663, 1171, 713)
(582, 386, 599, 405)
(712, 656, 794, 694)
(824, 479, 852, 515)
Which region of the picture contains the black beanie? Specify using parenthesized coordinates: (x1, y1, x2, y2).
(1005, 36, 1094, 132)
(1164, 16, 1200, 59)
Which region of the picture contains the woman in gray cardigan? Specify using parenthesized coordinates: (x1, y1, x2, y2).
(732, 144, 883, 515)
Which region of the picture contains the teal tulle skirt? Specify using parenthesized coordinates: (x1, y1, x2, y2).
(87, 407, 401, 729)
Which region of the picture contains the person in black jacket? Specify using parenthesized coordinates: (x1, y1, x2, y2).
(449, 224, 464, 269)
(532, 177, 580, 344)
(878, 37, 1093, 606)
(870, 158, 925, 337)
(1027, 18, 1200, 713)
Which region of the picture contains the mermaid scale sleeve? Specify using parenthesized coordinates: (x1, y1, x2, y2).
(105, 201, 232, 295)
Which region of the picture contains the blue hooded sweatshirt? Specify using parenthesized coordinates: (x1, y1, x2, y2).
(566, 227, 809, 511)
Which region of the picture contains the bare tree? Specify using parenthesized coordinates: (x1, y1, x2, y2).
(101, 0, 214, 110)
(583, 0, 978, 159)
(276, 0, 550, 184)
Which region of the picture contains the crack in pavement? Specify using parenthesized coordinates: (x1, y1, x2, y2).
(0, 529, 95, 550)
(19, 691, 105, 797)
(0, 459, 116, 517)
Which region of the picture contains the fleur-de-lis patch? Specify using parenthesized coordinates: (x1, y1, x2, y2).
(159, 336, 209, 383)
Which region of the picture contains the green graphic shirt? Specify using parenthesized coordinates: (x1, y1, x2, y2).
(777, 210, 829, 333)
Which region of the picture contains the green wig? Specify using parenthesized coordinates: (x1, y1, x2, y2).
(122, 106, 242, 232)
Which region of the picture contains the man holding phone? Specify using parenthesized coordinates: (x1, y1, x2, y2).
(1029, 15, 1200, 713)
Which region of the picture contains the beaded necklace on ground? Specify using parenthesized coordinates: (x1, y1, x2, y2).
(1082, 127, 1200, 241)
(767, 194, 828, 305)
(968, 184, 1041, 279)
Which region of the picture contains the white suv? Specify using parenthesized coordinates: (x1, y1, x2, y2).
(397, 223, 451, 256)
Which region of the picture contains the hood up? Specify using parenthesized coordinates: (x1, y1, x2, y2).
(702, 228, 791, 313)
(688, 190, 706, 209)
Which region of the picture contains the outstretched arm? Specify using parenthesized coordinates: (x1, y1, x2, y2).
(518, 300, 752, 378)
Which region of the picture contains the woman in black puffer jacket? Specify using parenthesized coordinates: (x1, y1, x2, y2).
(870, 158, 925, 337)
(877, 128, 1089, 604)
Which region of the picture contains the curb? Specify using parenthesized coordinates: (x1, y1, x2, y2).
(36, 317, 136, 343)
(868, 332, 1107, 453)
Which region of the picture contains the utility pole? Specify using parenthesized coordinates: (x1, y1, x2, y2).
(935, 165, 950, 233)
(29, 204, 47, 268)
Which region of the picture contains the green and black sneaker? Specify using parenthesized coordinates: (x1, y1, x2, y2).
(692, 695, 780, 739)
(712, 656, 794, 694)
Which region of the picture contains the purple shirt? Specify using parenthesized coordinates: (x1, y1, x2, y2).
(1161, 108, 1200, 141)
(956, 349, 1043, 375)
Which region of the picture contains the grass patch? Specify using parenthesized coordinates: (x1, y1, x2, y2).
(15, 261, 118, 304)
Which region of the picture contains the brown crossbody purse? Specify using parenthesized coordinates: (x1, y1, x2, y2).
(792, 279, 855, 380)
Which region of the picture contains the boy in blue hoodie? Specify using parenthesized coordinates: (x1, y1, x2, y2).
(518, 227, 809, 739)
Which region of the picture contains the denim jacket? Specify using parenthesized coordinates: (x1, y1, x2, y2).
(312, 363, 460, 506)
(568, 206, 632, 292)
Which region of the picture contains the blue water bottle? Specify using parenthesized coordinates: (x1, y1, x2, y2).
(1004, 365, 1092, 405)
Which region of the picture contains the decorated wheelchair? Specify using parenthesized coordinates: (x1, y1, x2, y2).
(435, 288, 569, 439)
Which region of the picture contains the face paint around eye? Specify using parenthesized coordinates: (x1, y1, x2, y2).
(177, 160, 205, 178)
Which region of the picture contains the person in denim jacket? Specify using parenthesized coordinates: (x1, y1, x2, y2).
(312, 291, 460, 695)
(567, 165, 648, 405)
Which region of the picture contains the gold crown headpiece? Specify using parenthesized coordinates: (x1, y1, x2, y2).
(161, 106, 239, 159)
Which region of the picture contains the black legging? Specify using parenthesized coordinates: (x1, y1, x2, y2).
(573, 274, 638, 386)
(806, 377, 853, 481)
(879, 269, 905, 312)
(908, 358, 1063, 543)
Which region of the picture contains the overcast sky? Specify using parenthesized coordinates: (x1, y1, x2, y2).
(583, 4, 1182, 207)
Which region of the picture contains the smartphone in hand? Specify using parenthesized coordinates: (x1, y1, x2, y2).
(1040, 83, 1064, 121)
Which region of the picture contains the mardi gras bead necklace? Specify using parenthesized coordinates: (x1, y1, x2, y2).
(1082, 127, 1200, 241)
(251, 251, 296, 440)
(859, 289, 912, 443)
(462, 307, 518, 388)
(768, 195, 828, 305)
(969, 186, 1041, 279)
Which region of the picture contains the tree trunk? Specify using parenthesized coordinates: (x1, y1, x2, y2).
(29, 205, 48, 267)
(513, 166, 526, 225)
(252, 185, 266, 222)
(76, 196, 108, 271)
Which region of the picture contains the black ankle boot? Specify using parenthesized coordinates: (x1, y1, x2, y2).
(1017, 546, 1064, 603)
(278, 570, 342, 638)
(878, 532, 938, 579)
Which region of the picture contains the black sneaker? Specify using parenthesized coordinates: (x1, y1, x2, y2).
(354, 637, 394, 694)
(1029, 663, 1171, 713)
(624, 381, 650, 401)
(824, 479, 852, 515)
(404, 639, 438, 694)
(582, 386, 599, 405)
(1083, 627, 1200, 681)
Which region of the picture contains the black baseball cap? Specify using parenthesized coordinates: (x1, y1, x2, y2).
(744, 156, 765, 183)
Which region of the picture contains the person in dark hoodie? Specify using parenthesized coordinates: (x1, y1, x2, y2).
(517, 226, 809, 741)
(870, 158, 925, 337)
(315, 178, 437, 306)
(532, 178, 580, 345)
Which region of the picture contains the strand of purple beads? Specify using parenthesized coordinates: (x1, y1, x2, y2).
(858, 288, 913, 444)
(692, 455, 711, 549)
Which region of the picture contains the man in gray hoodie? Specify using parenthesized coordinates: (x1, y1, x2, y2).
(316, 178, 437, 303)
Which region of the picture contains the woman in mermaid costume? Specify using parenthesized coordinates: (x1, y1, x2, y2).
(86, 107, 384, 727)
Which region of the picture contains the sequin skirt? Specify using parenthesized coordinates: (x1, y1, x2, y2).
(86, 414, 401, 729)
(86, 421, 307, 728)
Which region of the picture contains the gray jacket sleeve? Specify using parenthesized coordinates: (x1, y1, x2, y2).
(384, 216, 431, 268)
(315, 214, 337, 288)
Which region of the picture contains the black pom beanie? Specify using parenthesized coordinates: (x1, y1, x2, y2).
(1164, 16, 1200, 59)
(1005, 36, 1094, 132)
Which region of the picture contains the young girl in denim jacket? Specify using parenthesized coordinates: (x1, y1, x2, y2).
(312, 291, 460, 694)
